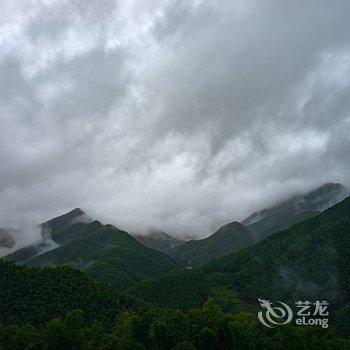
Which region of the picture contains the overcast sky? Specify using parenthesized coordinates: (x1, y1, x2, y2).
(1, 0, 350, 237)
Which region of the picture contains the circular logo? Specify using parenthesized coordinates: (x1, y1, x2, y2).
(258, 298, 293, 328)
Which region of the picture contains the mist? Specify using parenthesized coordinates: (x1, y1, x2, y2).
(0, 225, 43, 257)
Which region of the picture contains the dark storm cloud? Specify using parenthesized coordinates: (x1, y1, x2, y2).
(0, 0, 350, 239)
(148, 1, 350, 142)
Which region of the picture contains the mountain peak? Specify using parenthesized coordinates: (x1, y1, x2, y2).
(70, 208, 85, 215)
(219, 221, 244, 230)
(40, 208, 91, 238)
(44, 208, 90, 224)
(304, 182, 348, 203)
(134, 228, 184, 252)
(169, 221, 254, 265)
(242, 182, 349, 240)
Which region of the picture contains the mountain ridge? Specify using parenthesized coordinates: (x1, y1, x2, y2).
(242, 182, 349, 240)
(133, 228, 185, 252)
(205, 194, 350, 305)
(168, 221, 254, 266)
(6, 210, 179, 289)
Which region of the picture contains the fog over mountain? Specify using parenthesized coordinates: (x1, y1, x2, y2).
(1, 1, 350, 238)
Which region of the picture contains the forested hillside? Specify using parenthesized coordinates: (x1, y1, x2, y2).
(2, 197, 350, 348)
(7, 216, 178, 289)
(204, 196, 350, 305)
(168, 222, 254, 265)
(133, 197, 350, 321)
(0, 261, 349, 349)
(0, 260, 147, 326)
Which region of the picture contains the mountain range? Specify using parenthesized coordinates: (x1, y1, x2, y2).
(1, 182, 350, 347)
(4, 182, 349, 278)
(133, 191, 350, 324)
(205, 195, 350, 305)
(6, 209, 178, 289)
(167, 182, 349, 265)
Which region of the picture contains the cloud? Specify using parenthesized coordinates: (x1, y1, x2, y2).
(0, 0, 350, 238)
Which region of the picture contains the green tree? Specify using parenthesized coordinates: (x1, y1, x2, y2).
(172, 341, 197, 350)
(150, 320, 177, 349)
(0, 324, 41, 350)
(195, 327, 219, 350)
(202, 298, 223, 330)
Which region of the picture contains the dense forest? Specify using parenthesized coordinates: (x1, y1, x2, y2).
(6, 219, 178, 289)
(0, 261, 349, 349)
(1, 194, 350, 348)
(132, 197, 350, 314)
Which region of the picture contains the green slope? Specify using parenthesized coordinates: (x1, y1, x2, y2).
(42, 208, 91, 238)
(249, 210, 319, 240)
(0, 260, 148, 326)
(168, 222, 254, 266)
(1, 261, 347, 349)
(7, 219, 178, 289)
(131, 268, 211, 310)
(133, 197, 350, 314)
(204, 196, 350, 305)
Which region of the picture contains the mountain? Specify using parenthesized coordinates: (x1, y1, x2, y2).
(204, 195, 350, 306)
(168, 222, 254, 266)
(242, 182, 349, 240)
(6, 210, 178, 289)
(3, 208, 89, 262)
(133, 196, 350, 314)
(0, 228, 16, 259)
(133, 228, 185, 252)
(2, 200, 350, 346)
(0, 228, 15, 249)
(42, 207, 91, 238)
